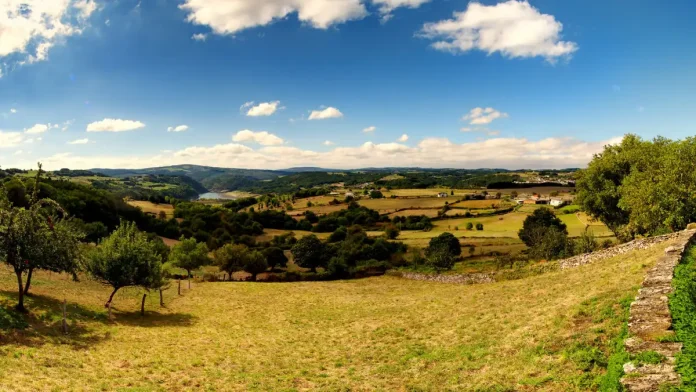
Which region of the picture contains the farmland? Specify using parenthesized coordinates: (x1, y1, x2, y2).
(0, 241, 670, 391)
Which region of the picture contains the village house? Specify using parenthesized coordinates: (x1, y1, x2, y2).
(437, 192, 448, 198)
(550, 199, 566, 207)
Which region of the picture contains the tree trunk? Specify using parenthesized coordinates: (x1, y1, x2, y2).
(252, 273, 257, 282)
(178, 280, 181, 295)
(188, 278, 191, 289)
(105, 287, 119, 308)
(15, 269, 26, 312)
(62, 299, 68, 334)
(23, 268, 34, 296)
(159, 289, 164, 307)
(140, 294, 147, 316)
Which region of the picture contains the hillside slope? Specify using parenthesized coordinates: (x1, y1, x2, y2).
(0, 240, 675, 391)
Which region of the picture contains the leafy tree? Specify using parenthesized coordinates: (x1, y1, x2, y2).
(169, 237, 211, 279)
(328, 226, 347, 242)
(0, 165, 84, 311)
(426, 232, 461, 258)
(518, 208, 567, 248)
(465, 222, 473, 230)
(426, 246, 456, 272)
(476, 223, 484, 231)
(573, 228, 598, 255)
(86, 221, 164, 309)
(370, 190, 384, 199)
(526, 226, 570, 260)
(213, 243, 247, 279)
(291, 234, 327, 273)
(263, 247, 288, 271)
(243, 251, 268, 281)
(384, 224, 400, 239)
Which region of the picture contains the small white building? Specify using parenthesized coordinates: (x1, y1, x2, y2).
(437, 192, 448, 198)
(344, 192, 354, 198)
(550, 199, 566, 207)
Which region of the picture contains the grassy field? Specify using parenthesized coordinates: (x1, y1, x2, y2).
(127, 200, 175, 219)
(0, 241, 671, 391)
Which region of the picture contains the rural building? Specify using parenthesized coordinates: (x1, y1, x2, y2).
(344, 192, 354, 198)
(550, 199, 566, 207)
(437, 192, 448, 198)
(515, 199, 525, 205)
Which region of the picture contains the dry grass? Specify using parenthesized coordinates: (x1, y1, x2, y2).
(0, 241, 671, 391)
(451, 199, 506, 209)
(127, 200, 175, 219)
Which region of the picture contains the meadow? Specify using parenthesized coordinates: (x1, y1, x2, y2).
(0, 241, 672, 391)
(127, 200, 175, 219)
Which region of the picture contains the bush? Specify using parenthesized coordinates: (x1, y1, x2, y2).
(475, 223, 483, 231)
(384, 224, 400, 239)
(369, 190, 384, 199)
(574, 229, 598, 255)
(426, 232, 461, 258)
(426, 246, 456, 272)
(466, 222, 474, 230)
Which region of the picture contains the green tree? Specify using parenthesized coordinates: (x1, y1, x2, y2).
(291, 234, 327, 273)
(426, 246, 456, 273)
(263, 247, 288, 271)
(465, 222, 473, 230)
(518, 208, 567, 248)
(243, 251, 268, 281)
(213, 244, 247, 280)
(475, 223, 484, 231)
(86, 221, 164, 309)
(328, 226, 347, 243)
(526, 226, 570, 260)
(426, 232, 461, 258)
(169, 237, 211, 280)
(384, 224, 400, 239)
(370, 190, 384, 199)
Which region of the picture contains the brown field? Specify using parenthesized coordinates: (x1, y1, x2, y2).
(127, 200, 175, 219)
(451, 199, 507, 209)
(388, 209, 441, 218)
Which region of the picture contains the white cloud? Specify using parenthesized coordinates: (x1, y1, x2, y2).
(462, 107, 508, 125)
(0, 0, 97, 65)
(14, 150, 23, 155)
(0, 131, 23, 148)
(192, 33, 208, 41)
(9, 108, 17, 114)
(362, 125, 376, 133)
(167, 125, 190, 132)
(246, 101, 282, 117)
(179, 0, 368, 35)
(68, 138, 90, 145)
(397, 134, 409, 142)
(11, 135, 623, 171)
(309, 107, 344, 120)
(460, 127, 473, 132)
(420, 0, 577, 62)
(61, 120, 74, 131)
(24, 124, 49, 135)
(87, 118, 146, 132)
(373, 0, 431, 19)
(323, 140, 335, 146)
(232, 130, 284, 146)
(487, 130, 500, 136)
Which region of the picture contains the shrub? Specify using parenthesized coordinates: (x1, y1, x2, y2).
(466, 222, 474, 230)
(384, 224, 400, 239)
(476, 223, 484, 231)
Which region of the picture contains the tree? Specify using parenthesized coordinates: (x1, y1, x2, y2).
(426, 232, 461, 258)
(263, 247, 288, 271)
(169, 237, 210, 284)
(0, 165, 84, 311)
(518, 208, 567, 248)
(465, 222, 473, 230)
(384, 224, 400, 240)
(527, 226, 570, 260)
(158, 211, 167, 220)
(243, 251, 268, 281)
(291, 234, 327, 273)
(426, 246, 456, 273)
(213, 244, 247, 280)
(328, 226, 347, 243)
(86, 221, 164, 309)
(370, 190, 384, 199)
(475, 223, 484, 231)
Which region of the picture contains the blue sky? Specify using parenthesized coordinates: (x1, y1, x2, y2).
(1, 0, 695, 170)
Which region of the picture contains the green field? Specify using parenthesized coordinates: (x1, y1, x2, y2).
(0, 241, 671, 391)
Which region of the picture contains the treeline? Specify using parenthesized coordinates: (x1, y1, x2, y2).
(577, 134, 696, 239)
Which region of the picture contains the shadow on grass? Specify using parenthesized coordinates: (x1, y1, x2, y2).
(0, 290, 197, 349)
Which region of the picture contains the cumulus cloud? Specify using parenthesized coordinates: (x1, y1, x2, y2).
(420, 0, 577, 62)
(68, 138, 90, 145)
(10, 135, 623, 171)
(179, 0, 367, 35)
(24, 124, 49, 135)
(87, 118, 146, 132)
(462, 107, 508, 125)
(232, 130, 284, 146)
(0, 131, 23, 148)
(323, 140, 335, 146)
(309, 107, 344, 120)
(397, 134, 409, 142)
(363, 126, 376, 133)
(192, 33, 208, 41)
(0, 0, 97, 65)
(246, 101, 282, 117)
(167, 125, 190, 132)
(373, 0, 431, 20)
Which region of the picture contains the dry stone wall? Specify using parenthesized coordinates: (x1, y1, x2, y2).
(620, 229, 696, 391)
(387, 271, 494, 285)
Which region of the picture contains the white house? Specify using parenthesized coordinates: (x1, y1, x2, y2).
(345, 192, 354, 198)
(550, 199, 566, 207)
(437, 192, 448, 198)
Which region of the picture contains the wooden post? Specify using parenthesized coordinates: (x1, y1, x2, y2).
(159, 289, 164, 307)
(141, 294, 147, 316)
(62, 299, 68, 334)
(178, 280, 181, 295)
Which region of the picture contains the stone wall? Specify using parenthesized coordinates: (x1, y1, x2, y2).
(387, 271, 494, 285)
(620, 229, 696, 391)
(559, 232, 684, 269)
